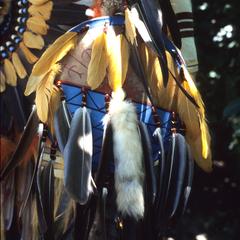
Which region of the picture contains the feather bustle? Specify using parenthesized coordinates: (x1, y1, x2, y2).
(11, 52, 27, 79)
(87, 32, 108, 89)
(23, 31, 45, 50)
(3, 59, 17, 86)
(19, 42, 38, 64)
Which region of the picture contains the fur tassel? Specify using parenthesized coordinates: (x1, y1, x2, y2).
(108, 89, 145, 219)
(35, 64, 61, 123)
(28, 1, 53, 20)
(25, 32, 78, 96)
(87, 32, 108, 89)
(0, 70, 6, 92)
(11, 52, 27, 79)
(19, 42, 38, 64)
(3, 59, 17, 86)
(29, 0, 49, 5)
(47, 85, 61, 134)
(106, 32, 129, 91)
(23, 31, 45, 50)
(26, 16, 49, 35)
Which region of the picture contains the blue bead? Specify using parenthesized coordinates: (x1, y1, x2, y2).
(8, 46, 15, 52)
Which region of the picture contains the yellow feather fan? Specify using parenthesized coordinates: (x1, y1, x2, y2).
(139, 43, 212, 172)
(25, 31, 78, 96)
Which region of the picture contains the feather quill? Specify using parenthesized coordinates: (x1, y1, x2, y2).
(25, 31, 78, 96)
(35, 64, 61, 123)
(11, 52, 27, 79)
(87, 32, 108, 90)
(3, 59, 17, 86)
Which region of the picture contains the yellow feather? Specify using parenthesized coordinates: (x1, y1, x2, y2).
(25, 32, 79, 96)
(11, 52, 27, 79)
(120, 35, 130, 86)
(23, 31, 45, 50)
(35, 64, 61, 123)
(176, 71, 212, 172)
(139, 42, 212, 172)
(26, 16, 49, 35)
(106, 31, 124, 91)
(19, 42, 38, 64)
(47, 85, 61, 134)
(3, 59, 17, 86)
(0, 70, 6, 92)
(28, 1, 53, 20)
(140, 43, 177, 110)
(31, 32, 78, 76)
(29, 0, 49, 5)
(125, 8, 137, 44)
(87, 32, 108, 89)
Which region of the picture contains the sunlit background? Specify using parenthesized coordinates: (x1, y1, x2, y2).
(167, 1, 240, 239)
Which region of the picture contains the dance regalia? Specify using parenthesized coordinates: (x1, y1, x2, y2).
(1, 0, 212, 239)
